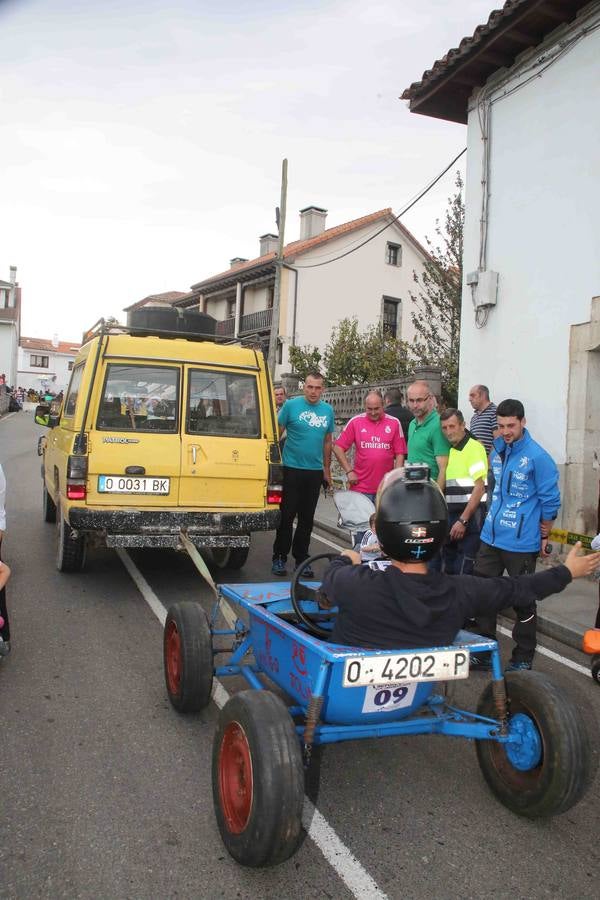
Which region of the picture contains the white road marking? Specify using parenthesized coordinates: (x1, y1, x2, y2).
(119, 548, 388, 900)
(313, 531, 593, 678)
(496, 623, 591, 677)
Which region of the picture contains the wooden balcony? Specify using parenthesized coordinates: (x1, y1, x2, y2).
(215, 308, 273, 337)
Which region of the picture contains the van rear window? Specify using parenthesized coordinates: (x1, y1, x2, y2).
(187, 370, 259, 438)
(97, 364, 179, 432)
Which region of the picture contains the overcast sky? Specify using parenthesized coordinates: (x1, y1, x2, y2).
(1, 0, 495, 342)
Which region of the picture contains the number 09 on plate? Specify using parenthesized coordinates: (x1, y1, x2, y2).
(343, 649, 470, 687)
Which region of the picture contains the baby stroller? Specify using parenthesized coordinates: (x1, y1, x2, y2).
(332, 487, 376, 549)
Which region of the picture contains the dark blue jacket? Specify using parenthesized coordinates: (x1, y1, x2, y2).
(480, 428, 560, 553)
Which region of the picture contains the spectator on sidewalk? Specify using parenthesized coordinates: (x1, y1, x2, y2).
(473, 399, 560, 671)
(384, 388, 413, 439)
(333, 390, 406, 505)
(0, 462, 10, 656)
(468, 384, 498, 454)
(274, 385, 287, 453)
(271, 371, 334, 578)
(439, 409, 487, 574)
(406, 381, 451, 490)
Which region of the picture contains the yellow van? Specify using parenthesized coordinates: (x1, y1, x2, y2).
(38, 314, 282, 572)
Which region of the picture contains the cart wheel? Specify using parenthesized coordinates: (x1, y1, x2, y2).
(591, 655, 600, 685)
(211, 546, 249, 570)
(164, 602, 213, 713)
(476, 670, 594, 817)
(291, 553, 340, 639)
(212, 691, 304, 867)
(42, 481, 56, 523)
(56, 505, 86, 573)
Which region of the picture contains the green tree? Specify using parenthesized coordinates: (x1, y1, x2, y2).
(323, 318, 365, 385)
(287, 343, 322, 381)
(362, 324, 411, 382)
(410, 172, 464, 405)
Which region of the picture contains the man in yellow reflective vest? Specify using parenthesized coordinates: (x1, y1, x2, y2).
(439, 408, 488, 574)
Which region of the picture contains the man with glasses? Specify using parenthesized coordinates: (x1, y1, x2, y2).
(406, 381, 451, 490)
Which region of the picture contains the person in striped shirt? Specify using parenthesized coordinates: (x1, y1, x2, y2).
(468, 384, 498, 454)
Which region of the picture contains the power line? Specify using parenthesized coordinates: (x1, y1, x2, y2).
(292, 147, 466, 270)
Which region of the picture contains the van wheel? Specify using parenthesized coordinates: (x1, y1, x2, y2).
(43, 483, 56, 523)
(211, 547, 249, 570)
(56, 506, 87, 573)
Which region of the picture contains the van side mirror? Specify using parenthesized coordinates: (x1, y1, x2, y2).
(34, 403, 51, 427)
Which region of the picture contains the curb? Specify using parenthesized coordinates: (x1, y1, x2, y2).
(314, 516, 585, 651)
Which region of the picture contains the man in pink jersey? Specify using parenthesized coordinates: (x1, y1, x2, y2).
(333, 391, 406, 504)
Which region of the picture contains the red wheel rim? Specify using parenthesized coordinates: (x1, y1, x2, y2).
(218, 722, 253, 834)
(165, 621, 182, 696)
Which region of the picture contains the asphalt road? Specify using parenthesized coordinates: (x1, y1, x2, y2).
(1, 411, 599, 900)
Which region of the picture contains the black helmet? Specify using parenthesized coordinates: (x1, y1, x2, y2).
(375, 465, 448, 562)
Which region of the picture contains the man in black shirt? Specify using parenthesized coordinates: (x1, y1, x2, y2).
(321, 467, 600, 651)
(384, 388, 413, 440)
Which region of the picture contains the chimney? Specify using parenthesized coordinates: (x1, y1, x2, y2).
(230, 257, 248, 269)
(259, 233, 278, 256)
(9, 266, 17, 284)
(52, 333, 59, 348)
(299, 206, 327, 240)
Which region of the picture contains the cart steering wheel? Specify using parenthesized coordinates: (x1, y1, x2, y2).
(290, 553, 340, 639)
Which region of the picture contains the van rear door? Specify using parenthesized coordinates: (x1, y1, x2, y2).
(86, 362, 181, 507)
(179, 366, 268, 509)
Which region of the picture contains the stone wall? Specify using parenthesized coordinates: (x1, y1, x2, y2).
(280, 366, 442, 424)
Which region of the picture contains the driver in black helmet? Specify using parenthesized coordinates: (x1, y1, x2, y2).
(321, 465, 600, 651)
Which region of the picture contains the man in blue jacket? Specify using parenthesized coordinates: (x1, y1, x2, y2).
(472, 399, 560, 670)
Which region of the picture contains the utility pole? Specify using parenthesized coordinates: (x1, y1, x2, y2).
(267, 158, 288, 377)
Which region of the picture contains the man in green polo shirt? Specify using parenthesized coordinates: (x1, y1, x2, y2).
(406, 381, 450, 488)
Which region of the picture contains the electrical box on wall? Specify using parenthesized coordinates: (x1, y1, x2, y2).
(467, 270, 498, 310)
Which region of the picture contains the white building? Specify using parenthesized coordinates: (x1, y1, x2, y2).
(178, 206, 430, 380)
(0, 266, 20, 386)
(403, 0, 600, 535)
(17, 336, 81, 393)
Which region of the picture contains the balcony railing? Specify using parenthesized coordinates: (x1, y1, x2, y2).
(215, 308, 273, 337)
(240, 308, 272, 334)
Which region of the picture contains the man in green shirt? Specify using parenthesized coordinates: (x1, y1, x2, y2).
(406, 381, 450, 489)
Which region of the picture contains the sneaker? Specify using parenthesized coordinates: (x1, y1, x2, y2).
(298, 564, 315, 579)
(505, 660, 532, 672)
(0, 640, 11, 657)
(271, 557, 287, 576)
(469, 654, 492, 671)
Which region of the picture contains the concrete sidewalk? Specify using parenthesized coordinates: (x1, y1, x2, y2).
(313, 493, 599, 653)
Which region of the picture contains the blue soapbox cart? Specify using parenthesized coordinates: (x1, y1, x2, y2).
(163, 554, 593, 868)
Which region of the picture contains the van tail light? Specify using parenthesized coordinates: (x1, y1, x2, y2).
(267, 463, 283, 505)
(66, 455, 88, 501)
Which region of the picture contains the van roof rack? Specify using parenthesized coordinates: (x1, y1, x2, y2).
(81, 318, 236, 346)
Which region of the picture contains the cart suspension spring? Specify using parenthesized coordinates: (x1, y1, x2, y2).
(302, 695, 323, 768)
(492, 678, 509, 734)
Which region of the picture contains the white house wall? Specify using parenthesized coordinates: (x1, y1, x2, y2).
(17, 347, 77, 392)
(459, 15, 600, 470)
(280, 221, 427, 372)
(0, 326, 18, 386)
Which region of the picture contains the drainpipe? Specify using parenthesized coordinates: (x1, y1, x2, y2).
(234, 281, 242, 338)
(283, 263, 299, 348)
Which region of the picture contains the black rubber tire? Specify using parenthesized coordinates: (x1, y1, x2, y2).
(591, 655, 600, 685)
(164, 602, 213, 713)
(476, 670, 593, 817)
(212, 691, 304, 867)
(211, 546, 250, 570)
(42, 482, 56, 523)
(55, 505, 87, 573)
